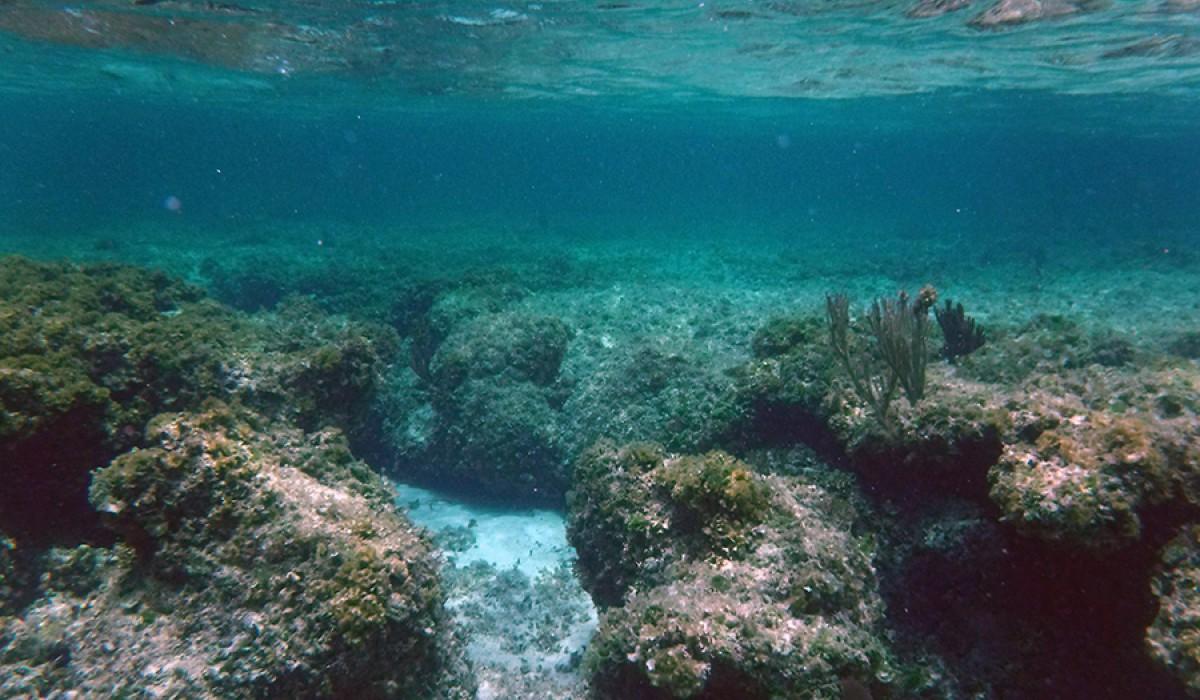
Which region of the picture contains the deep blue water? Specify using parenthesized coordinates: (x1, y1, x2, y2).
(2, 92, 1198, 246)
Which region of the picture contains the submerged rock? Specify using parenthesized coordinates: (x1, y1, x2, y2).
(1148, 525, 1200, 697)
(428, 311, 571, 392)
(988, 367, 1200, 550)
(387, 290, 574, 500)
(0, 257, 219, 543)
(566, 442, 893, 699)
(731, 312, 1005, 498)
(0, 257, 398, 545)
(562, 340, 745, 460)
(1, 402, 474, 699)
(733, 307, 1200, 695)
(0, 256, 471, 697)
(741, 308, 1198, 551)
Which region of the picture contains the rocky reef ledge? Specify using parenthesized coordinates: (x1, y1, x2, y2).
(0, 257, 473, 698)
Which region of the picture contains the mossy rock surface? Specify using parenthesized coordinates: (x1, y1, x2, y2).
(0, 256, 467, 698)
(1147, 525, 1200, 697)
(388, 303, 574, 500)
(1, 401, 473, 699)
(567, 441, 893, 699)
(560, 342, 746, 461)
(0, 258, 228, 542)
(0, 257, 398, 544)
(989, 366, 1200, 550)
(428, 311, 571, 392)
(742, 311, 1199, 538)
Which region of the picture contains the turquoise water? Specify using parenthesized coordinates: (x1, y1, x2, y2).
(3, 93, 1199, 239)
(3, 1, 1200, 699)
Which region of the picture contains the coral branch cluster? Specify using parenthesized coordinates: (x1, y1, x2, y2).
(825, 286, 935, 427)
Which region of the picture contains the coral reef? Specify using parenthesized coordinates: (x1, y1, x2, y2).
(0, 257, 224, 543)
(742, 303, 1200, 546)
(825, 288, 935, 429)
(735, 301, 1200, 697)
(989, 366, 1200, 550)
(1148, 525, 1200, 696)
(0, 257, 472, 698)
(0, 257, 398, 544)
(567, 442, 894, 699)
(381, 263, 753, 502)
(934, 298, 986, 361)
(732, 310, 1003, 497)
(4, 226, 1198, 700)
(388, 294, 574, 499)
(560, 341, 745, 459)
(2, 402, 473, 698)
(239, 295, 399, 446)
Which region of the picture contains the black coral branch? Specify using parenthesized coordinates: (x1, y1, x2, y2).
(934, 299, 985, 361)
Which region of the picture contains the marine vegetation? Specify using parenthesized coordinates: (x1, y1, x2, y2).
(0, 258, 473, 699)
(825, 287, 936, 428)
(934, 298, 986, 361)
(738, 293, 1200, 697)
(567, 441, 894, 699)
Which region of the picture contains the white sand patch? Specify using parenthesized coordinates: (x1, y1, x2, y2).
(392, 481, 574, 578)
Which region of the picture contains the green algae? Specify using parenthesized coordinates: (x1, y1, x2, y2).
(569, 441, 894, 698)
(0, 257, 472, 699)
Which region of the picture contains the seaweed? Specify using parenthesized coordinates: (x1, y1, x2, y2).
(934, 299, 985, 362)
(826, 287, 935, 427)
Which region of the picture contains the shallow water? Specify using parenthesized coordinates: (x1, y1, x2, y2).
(2, 1, 1199, 699)
(394, 480, 575, 578)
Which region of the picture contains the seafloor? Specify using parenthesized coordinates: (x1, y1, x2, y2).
(2, 216, 1199, 699)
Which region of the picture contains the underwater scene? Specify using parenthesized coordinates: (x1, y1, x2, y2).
(1, 1, 1200, 698)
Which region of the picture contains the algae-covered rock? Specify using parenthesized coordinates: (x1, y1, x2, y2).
(0, 256, 468, 698)
(740, 309, 1200, 542)
(0, 258, 400, 544)
(409, 278, 532, 382)
(561, 341, 747, 462)
(955, 313, 1141, 385)
(241, 295, 400, 443)
(728, 344, 836, 449)
(0, 257, 226, 542)
(733, 303, 1200, 696)
(1, 401, 473, 699)
(567, 442, 893, 699)
(386, 268, 757, 501)
(750, 315, 824, 360)
(831, 367, 1007, 499)
(733, 313, 1004, 498)
(988, 366, 1200, 550)
(1147, 525, 1200, 697)
(387, 306, 573, 500)
(433, 378, 568, 496)
(429, 311, 571, 392)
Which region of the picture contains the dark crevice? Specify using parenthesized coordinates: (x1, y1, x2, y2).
(880, 521, 1189, 699)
